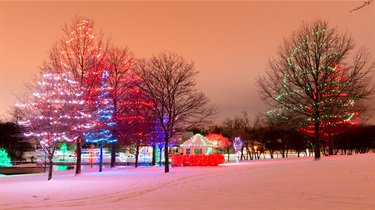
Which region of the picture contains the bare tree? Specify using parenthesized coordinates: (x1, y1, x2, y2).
(257, 19, 374, 160)
(349, 0, 374, 12)
(105, 47, 135, 168)
(221, 112, 264, 160)
(135, 52, 217, 173)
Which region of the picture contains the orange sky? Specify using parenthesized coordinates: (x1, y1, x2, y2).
(1, 1, 374, 125)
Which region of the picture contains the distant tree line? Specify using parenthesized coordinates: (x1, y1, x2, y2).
(200, 112, 375, 160)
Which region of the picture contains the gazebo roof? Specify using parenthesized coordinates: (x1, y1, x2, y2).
(180, 134, 216, 148)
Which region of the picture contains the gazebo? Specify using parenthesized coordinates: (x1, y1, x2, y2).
(180, 134, 216, 155)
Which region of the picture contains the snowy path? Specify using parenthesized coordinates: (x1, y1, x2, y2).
(1, 154, 374, 209)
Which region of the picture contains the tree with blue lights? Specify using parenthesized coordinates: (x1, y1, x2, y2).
(152, 116, 168, 166)
(84, 70, 116, 172)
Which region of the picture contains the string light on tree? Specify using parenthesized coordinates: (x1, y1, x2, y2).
(0, 148, 12, 168)
(84, 70, 116, 172)
(15, 71, 86, 180)
(259, 22, 368, 160)
(233, 137, 243, 163)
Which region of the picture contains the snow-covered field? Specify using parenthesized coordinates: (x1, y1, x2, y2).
(1, 154, 374, 210)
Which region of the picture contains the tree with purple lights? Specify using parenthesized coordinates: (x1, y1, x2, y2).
(257, 19, 374, 160)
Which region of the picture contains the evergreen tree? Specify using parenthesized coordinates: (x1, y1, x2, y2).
(0, 148, 12, 168)
(84, 70, 116, 172)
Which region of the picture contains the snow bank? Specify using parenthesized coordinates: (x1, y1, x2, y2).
(1, 154, 374, 209)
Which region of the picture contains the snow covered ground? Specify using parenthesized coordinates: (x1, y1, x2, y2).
(1, 154, 374, 210)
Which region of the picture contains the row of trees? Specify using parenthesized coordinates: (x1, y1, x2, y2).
(14, 16, 216, 180)
(2, 112, 374, 166)
(204, 112, 375, 160)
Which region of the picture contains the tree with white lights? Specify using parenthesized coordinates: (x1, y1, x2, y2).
(48, 16, 109, 174)
(16, 70, 80, 180)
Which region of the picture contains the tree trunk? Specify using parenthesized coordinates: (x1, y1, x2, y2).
(328, 138, 334, 155)
(135, 145, 139, 168)
(152, 144, 156, 166)
(47, 143, 57, 181)
(240, 146, 244, 161)
(75, 136, 82, 175)
(99, 142, 103, 172)
(47, 155, 53, 181)
(110, 142, 116, 168)
(314, 119, 321, 160)
(246, 146, 252, 160)
(269, 148, 274, 159)
(159, 146, 163, 166)
(227, 147, 230, 162)
(164, 135, 169, 173)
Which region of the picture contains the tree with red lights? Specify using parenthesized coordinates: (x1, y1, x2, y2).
(103, 47, 135, 167)
(103, 47, 155, 167)
(300, 63, 359, 155)
(118, 83, 155, 168)
(257, 19, 374, 160)
(206, 133, 231, 150)
(206, 133, 231, 161)
(47, 16, 109, 174)
(89, 145, 96, 168)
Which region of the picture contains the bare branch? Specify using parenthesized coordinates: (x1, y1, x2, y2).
(349, 0, 374, 12)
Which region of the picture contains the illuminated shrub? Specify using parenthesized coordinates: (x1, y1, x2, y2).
(172, 154, 224, 167)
